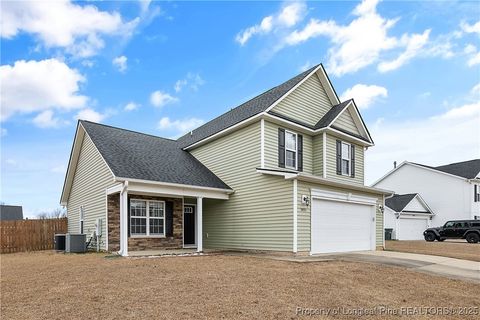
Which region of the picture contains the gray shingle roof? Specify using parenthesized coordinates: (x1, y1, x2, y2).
(0, 205, 23, 220)
(177, 64, 320, 148)
(432, 159, 480, 179)
(80, 121, 231, 190)
(313, 100, 351, 129)
(385, 194, 417, 212)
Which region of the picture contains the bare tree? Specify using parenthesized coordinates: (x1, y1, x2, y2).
(37, 208, 66, 219)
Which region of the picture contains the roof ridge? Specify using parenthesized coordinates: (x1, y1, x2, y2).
(79, 120, 177, 143)
(177, 63, 321, 142)
(434, 159, 480, 168)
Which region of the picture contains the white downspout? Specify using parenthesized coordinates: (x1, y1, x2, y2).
(197, 197, 203, 252)
(119, 181, 129, 256)
(293, 178, 298, 253)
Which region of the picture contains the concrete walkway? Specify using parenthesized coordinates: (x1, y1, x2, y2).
(227, 250, 480, 283)
(316, 251, 480, 283)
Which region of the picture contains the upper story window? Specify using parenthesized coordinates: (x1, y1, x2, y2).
(278, 128, 303, 171)
(474, 185, 480, 202)
(341, 142, 351, 175)
(336, 139, 355, 178)
(285, 131, 297, 169)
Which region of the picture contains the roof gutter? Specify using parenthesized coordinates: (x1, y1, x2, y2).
(114, 177, 234, 194)
(257, 168, 393, 195)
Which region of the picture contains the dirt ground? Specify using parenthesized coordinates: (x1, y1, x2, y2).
(1, 252, 479, 320)
(385, 240, 480, 262)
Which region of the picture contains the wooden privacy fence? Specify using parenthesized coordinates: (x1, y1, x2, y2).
(0, 218, 68, 253)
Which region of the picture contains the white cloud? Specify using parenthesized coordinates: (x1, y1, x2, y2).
(174, 79, 188, 93)
(277, 2, 306, 27)
(461, 21, 480, 35)
(340, 84, 388, 109)
(174, 73, 205, 93)
(282, 0, 444, 76)
(366, 100, 480, 184)
(235, 1, 306, 45)
(158, 117, 205, 134)
(150, 90, 178, 107)
(0, 59, 88, 121)
(471, 83, 480, 97)
(51, 165, 67, 174)
(299, 61, 313, 72)
(112, 55, 127, 72)
(124, 102, 140, 111)
(32, 110, 67, 128)
(464, 44, 480, 67)
(81, 60, 95, 68)
(139, 0, 152, 14)
(1, 0, 139, 58)
(378, 30, 431, 72)
(285, 0, 403, 76)
(75, 108, 106, 122)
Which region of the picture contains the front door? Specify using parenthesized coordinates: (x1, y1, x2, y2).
(184, 205, 196, 246)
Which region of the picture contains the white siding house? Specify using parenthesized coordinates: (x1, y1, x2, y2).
(373, 161, 480, 235)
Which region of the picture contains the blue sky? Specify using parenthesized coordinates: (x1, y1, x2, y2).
(1, 0, 479, 217)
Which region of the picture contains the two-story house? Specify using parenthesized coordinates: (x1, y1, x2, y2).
(60, 64, 391, 256)
(373, 160, 480, 240)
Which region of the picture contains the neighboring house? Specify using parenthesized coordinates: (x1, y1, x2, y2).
(0, 205, 23, 221)
(384, 194, 434, 240)
(60, 64, 392, 256)
(373, 160, 480, 239)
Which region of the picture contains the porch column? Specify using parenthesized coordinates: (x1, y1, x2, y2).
(197, 197, 203, 252)
(119, 182, 129, 256)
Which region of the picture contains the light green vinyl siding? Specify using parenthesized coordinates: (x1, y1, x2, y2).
(296, 181, 384, 251)
(376, 197, 384, 247)
(191, 122, 294, 251)
(270, 73, 332, 126)
(67, 133, 116, 250)
(312, 134, 324, 176)
(325, 134, 364, 185)
(332, 109, 360, 135)
(264, 120, 313, 174)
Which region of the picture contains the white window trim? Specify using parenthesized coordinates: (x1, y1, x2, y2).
(340, 141, 351, 176)
(129, 199, 166, 238)
(285, 130, 298, 170)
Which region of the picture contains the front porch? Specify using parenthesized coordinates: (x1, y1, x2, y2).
(106, 180, 232, 256)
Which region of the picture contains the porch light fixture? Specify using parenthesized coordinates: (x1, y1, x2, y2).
(301, 195, 310, 207)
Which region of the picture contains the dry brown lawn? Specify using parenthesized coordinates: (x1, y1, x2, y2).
(385, 240, 480, 262)
(1, 251, 479, 319)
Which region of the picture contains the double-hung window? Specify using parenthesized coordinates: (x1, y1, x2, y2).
(130, 199, 165, 237)
(285, 131, 297, 169)
(341, 142, 351, 175)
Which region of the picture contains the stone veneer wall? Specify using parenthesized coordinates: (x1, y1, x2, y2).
(107, 193, 183, 252)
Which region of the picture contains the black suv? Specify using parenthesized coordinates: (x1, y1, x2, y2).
(424, 220, 480, 243)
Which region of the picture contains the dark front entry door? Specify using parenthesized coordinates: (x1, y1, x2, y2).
(184, 205, 195, 245)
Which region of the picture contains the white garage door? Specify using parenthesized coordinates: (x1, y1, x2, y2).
(397, 218, 428, 240)
(311, 199, 374, 254)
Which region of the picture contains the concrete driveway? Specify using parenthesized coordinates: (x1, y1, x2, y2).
(316, 251, 480, 283)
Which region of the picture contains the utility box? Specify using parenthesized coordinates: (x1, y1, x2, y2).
(65, 233, 86, 253)
(95, 218, 102, 236)
(54, 234, 66, 251)
(385, 228, 393, 241)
